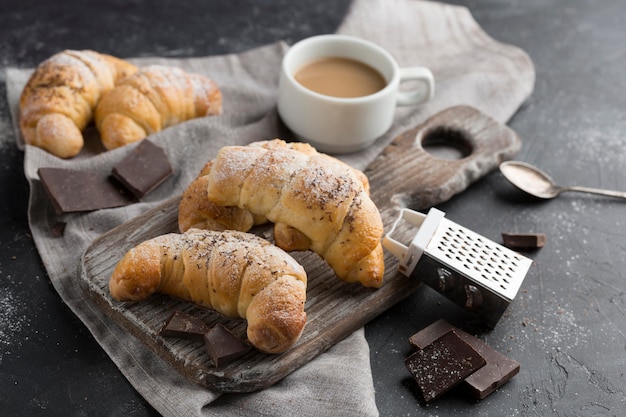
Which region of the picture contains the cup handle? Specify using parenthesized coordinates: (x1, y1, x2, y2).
(396, 67, 435, 106)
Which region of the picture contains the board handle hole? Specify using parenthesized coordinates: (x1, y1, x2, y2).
(420, 126, 474, 160)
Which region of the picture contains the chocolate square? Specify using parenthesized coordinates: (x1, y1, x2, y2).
(409, 319, 520, 399)
(404, 330, 486, 403)
(204, 324, 252, 367)
(111, 139, 173, 199)
(502, 232, 546, 249)
(159, 311, 210, 341)
(38, 167, 135, 214)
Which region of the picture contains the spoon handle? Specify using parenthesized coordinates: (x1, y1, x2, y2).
(565, 185, 626, 200)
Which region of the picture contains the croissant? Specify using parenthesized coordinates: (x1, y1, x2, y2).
(95, 65, 222, 150)
(178, 141, 317, 234)
(178, 140, 369, 248)
(178, 139, 385, 288)
(19, 49, 138, 158)
(109, 228, 307, 354)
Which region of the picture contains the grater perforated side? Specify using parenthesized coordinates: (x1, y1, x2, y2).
(428, 217, 529, 302)
(384, 208, 533, 327)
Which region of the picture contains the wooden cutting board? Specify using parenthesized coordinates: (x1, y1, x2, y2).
(79, 105, 520, 393)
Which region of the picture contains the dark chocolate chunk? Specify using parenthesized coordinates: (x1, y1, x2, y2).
(159, 311, 210, 341)
(404, 330, 486, 403)
(111, 139, 173, 199)
(38, 167, 135, 214)
(409, 319, 520, 400)
(204, 324, 252, 367)
(50, 221, 66, 237)
(501, 232, 546, 249)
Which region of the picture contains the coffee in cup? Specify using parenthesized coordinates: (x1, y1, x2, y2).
(294, 57, 387, 98)
(278, 34, 435, 154)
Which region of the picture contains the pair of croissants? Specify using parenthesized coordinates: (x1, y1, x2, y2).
(110, 139, 386, 354)
(19, 49, 222, 158)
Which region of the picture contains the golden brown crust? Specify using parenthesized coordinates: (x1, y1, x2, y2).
(95, 65, 222, 150)
(109, 228, 307, 354)
(273, 223, 312, 251)
(19, 49, 137, 158)
(178, 160, 266, 233)
(178, 139, 385, 288)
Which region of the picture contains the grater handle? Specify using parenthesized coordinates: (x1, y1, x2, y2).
(382, 210, 419, 262)
(383, 208, 446, 276)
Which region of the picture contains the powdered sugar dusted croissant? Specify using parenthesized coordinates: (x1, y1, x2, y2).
(19, 50, 137, 158)
(109, 228, 307, 354)
(178, 139, 385, 288)
(95, 65, 222, 150)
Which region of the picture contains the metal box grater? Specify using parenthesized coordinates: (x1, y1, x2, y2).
(383, 208, 533, 328)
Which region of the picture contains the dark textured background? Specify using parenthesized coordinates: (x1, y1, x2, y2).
(2, 1, 625, 415)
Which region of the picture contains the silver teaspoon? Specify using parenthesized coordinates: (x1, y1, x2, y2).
(499, 161, 626, 200)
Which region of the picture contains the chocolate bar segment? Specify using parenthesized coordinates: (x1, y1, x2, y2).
(404, 330, 486, 403)
(38, 167, 135, 214)
(204, 324, 252, 367)
(501, 232, 546, 249)
(111, 139, 173, 199)
(159, 311, 210, 341)
(409, 319, 520, 399)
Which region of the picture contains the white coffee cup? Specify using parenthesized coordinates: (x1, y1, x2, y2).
(277, 34, 435, 154)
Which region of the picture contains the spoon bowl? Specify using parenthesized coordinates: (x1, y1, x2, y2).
(499, 161, 561, 199)
(499, 161, 626, 200)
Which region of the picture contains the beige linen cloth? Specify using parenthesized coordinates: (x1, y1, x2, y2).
(5, 0, 534, 415)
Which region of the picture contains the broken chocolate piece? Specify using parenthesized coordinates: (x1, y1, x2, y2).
(409, 319, 520, 400)
(49, 221, 66, 237)
(38, 167, 135, 214)
(159, 311, 210, 341)
(111, 139, 173, 199)
(404, 329, 486, 403)
(501, 232, 546, 249)
(204, 324, 252, 367)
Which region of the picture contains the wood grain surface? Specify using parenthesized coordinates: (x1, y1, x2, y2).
(79, 105, 520, 392)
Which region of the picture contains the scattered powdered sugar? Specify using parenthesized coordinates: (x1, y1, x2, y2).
(542, 301, 585, 348)
(0, 285, 30, 355)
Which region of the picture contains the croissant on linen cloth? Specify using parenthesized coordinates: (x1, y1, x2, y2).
(19, 49, 137, 158)
(95, 65, 222, 150)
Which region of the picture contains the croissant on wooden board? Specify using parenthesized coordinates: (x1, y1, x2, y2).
(19, 49, 138, 158)
(95, 65, 222, 150)
(109, 228, 307, 354)
(178, 139, 385, 288)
